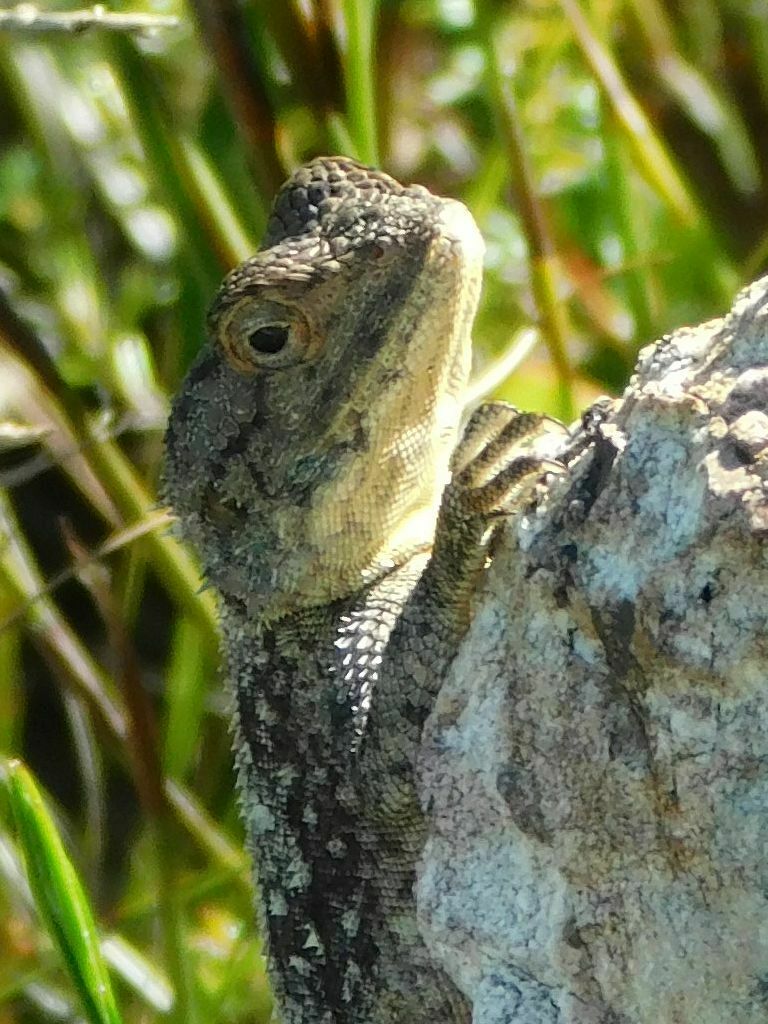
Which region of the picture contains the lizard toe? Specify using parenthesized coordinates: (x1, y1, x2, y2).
(452, 401, 569, 486)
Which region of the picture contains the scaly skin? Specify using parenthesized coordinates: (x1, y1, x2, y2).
(164, 157, 559, 1023)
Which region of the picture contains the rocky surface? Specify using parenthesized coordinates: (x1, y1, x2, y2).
(417, 276, 768, 1023)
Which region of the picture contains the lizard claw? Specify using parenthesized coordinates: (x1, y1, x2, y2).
(447, 401, 567, 519)
(467, 455, 566, 518)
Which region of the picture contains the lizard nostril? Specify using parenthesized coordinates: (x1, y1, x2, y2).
(202, 486, 243, 527)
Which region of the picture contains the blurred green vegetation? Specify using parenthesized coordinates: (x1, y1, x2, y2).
(0, 1, 766, 1021)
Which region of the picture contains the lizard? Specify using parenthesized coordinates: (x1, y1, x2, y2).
(163, 156, 563, 1024)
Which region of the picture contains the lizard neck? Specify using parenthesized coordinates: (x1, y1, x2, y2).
(224, 556, 427, 772)
(221, 558, 428, 1023)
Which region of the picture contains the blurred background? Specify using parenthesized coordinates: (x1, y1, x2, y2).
(0, 1, 766, 1022)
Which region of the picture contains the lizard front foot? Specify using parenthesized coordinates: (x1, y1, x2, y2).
(430, 401, 568, 603)
(452, 401, 566, 508)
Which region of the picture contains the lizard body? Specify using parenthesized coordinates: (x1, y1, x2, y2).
(164, 157, 558, 1023)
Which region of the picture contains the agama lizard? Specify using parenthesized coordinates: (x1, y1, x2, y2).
(164, 157, 562, 1023)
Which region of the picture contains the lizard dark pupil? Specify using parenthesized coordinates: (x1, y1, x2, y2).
(248, 324, 289, 354)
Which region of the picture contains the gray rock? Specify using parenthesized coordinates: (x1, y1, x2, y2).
(418, 276, 768, 1023)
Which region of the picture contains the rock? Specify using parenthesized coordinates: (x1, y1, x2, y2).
(418, 276, 768, 1023)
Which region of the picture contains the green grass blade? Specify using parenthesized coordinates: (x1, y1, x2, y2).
(164, 615, 211, 779)
(482, 21, 574, 420)
(101, 934, 173, 1013)
(627, 0, 759, 195)
(3, 759, 125, 1024)
(105, 34, 224, 294)
(340, 0, 379, 164)
(560, 0, 698, 227)
(179, 137, 260, 264)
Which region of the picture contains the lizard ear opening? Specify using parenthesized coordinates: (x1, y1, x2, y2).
(216, 298, 315, 372)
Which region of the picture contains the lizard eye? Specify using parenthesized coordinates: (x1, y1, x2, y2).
(217, 299, 314, 372)
(248, 324, 289, 354)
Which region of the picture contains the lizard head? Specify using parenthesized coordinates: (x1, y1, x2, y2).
(164, 156, 484, 618)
